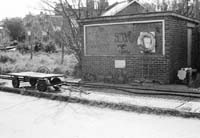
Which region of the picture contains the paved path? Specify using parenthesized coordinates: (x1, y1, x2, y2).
(0, 92, 200, 138)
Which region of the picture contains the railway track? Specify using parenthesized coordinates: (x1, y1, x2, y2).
(63, 81, 200, 98)
(0, 74, 200, 98)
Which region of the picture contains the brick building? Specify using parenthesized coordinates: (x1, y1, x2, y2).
(79, 12, 200, 83)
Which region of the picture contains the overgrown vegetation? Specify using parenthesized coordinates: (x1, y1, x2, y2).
(3, 18, 26, 42)
(0, 51, 77, 76)
(17, 41, 57, 54)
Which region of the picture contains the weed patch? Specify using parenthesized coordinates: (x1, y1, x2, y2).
(0, 55, 16, 63)
(0, 51, 78, 76)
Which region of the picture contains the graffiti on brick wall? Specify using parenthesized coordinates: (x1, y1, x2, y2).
(114, 31, 133, 55)
(114, 31, 133, 43)
(85, 22, 162, 56)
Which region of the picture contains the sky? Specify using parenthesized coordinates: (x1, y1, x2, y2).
(0, 0, 43, 20)
(0, 0, 157, 21)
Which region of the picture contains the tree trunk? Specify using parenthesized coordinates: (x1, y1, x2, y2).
(61, 43, 64, 64)
(195, 0, 199, 18)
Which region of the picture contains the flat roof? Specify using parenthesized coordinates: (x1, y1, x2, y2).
(79, 11, 200, 24)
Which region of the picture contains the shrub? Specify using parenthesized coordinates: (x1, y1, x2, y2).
(53, 67, 63, 74)
(17, 42, 30, 54)
(72, 64, 82, 77)
(34, 41, 43, 52)
(44, 41, 56, 53)
(0, 55, 16, 63)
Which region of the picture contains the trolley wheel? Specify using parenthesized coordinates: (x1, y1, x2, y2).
(50, 78, 62, 91)
(29, 78, 37, 87)
(50, 78, 61, 85)
(37, 80, 48, 92)
(12, 77, 20, 88)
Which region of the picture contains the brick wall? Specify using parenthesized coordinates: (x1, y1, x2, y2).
(165, 17, 188, 83)
(165, 16, 199, 83)
(82, 55, 169, 83)
(81, 14, 199, 84)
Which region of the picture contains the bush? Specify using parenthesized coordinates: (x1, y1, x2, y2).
(0, 55, 16, 63)
(17, 42, 29, 54)
(16, 41, 58, 54)
(44, 41, 56, 53)
(34, 41, 43, 52)
(53, 67, 63, 74)
(72, 64, 82, 77)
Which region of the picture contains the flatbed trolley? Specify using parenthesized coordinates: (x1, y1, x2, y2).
(8, 72, 64, 92)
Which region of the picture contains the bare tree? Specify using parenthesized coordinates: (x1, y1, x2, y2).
(41, 0, 82, 68)
(41, 0, 108, 75)
(155, 0, 200, 18)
